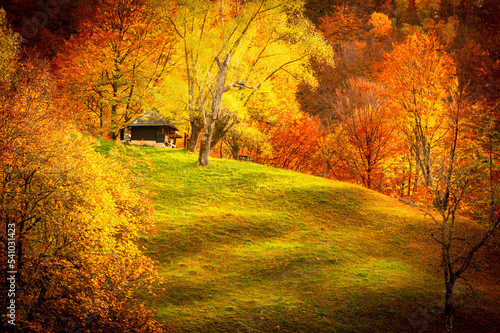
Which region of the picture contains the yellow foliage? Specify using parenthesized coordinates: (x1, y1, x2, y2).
(0, 61, 161, 332)
(152, 0, 333, 158)
(0, 8, 20, 85)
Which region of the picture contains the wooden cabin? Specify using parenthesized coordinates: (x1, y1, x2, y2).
(120, 112, 181, 148)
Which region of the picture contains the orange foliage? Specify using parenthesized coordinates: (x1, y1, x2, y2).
(319, 6, 366, 45)
(379, 32, 456, 194)
(323, 78, 396, 189)
(368, 12, 392, 40)
(252, 81, 325, 174)
(53, 0, 176, 138)
(256, 110, 323, 174)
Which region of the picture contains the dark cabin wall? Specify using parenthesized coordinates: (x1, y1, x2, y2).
(131, 126, 158, 142)
(130, 126, 177, 144)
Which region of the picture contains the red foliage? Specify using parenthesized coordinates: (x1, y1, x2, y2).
(254, 109, 324, 175)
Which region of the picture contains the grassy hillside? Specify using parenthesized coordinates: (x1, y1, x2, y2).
(99, 142, 499, 332)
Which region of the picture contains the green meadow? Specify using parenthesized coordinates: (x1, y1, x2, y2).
(98, 141, 499, 332)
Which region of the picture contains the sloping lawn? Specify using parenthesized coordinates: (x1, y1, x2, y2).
(99, 141, 500, 332)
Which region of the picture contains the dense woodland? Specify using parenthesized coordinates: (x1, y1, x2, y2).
(1, 0, 500, 332)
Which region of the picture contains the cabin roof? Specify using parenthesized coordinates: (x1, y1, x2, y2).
(127, 111, 179, 131)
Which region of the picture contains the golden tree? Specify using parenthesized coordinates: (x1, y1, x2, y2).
(1, 28, 162, 331)
(153, 0, 333, 166)
(381, 31, 500, 333)
(380, 32, 456, 188)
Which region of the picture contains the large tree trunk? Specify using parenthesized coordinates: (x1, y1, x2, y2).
(198, 120, 216, 166)
(230, 140, 240, 160)
(187, 116, 204, 152)
(210, 112, 236, 149)
(444, 279, 456, 333)
(198, 54, 231, 166)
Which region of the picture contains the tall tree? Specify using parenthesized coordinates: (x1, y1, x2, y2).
(154, 0, 333, 166)
(381, 30, 500, 332)
(415, 78, 500, 333)
(379, 32, 456, 187)
(331, 78, 395, 189)
(53, 0, 176, 137)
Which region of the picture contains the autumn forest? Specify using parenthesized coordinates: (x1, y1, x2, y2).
(1, 0, 500, 332)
